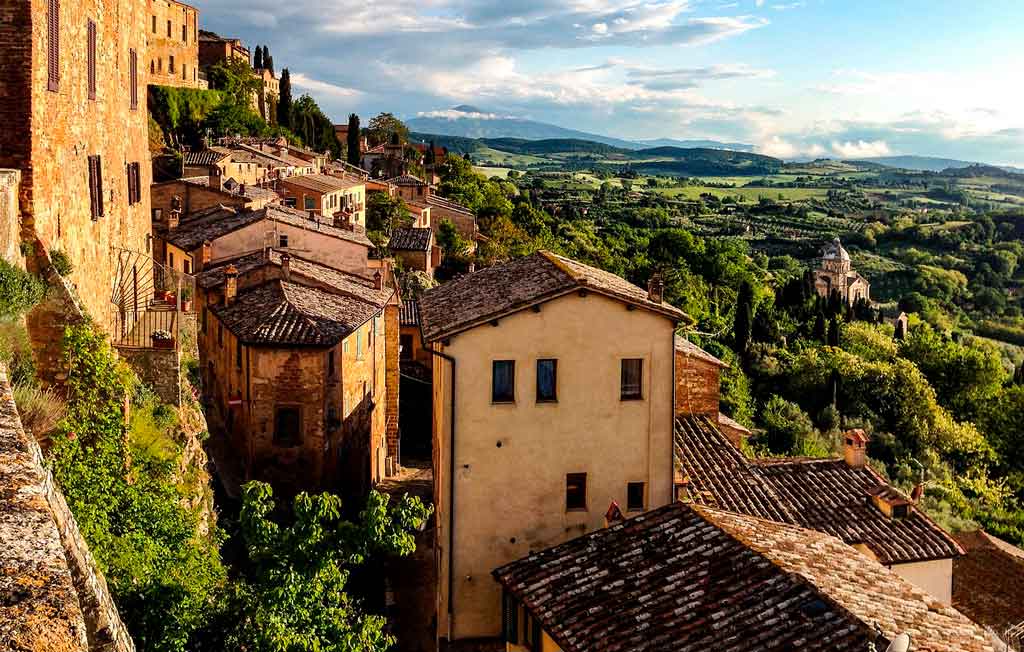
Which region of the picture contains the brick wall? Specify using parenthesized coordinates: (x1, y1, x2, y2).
(151, 179, 247, 221)
(384, 303, 400, 469)
(117, 347, 181, 406)
(145, 0, 200, 88)
(674, 349, 720, 419)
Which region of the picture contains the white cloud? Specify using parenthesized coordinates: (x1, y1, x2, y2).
(830, 140, 891, 158)
(415, 109, 516, 120)
(289, 72, 362, 99)
(592, 22, 609, 34)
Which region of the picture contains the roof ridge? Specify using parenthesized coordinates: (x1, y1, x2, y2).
(537, 250, 583, 283)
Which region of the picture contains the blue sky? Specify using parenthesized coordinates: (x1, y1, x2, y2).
(191, 0, 1024, 164)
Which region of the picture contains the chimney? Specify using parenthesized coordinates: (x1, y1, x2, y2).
(168, 210, 180, 231)
(648, 272, 665, 303)
(239, 182, 246, 196)
(373, 269, 383, 290)
(279, 146, 288, 158)
(604, 501, 624, 527)
(843, 429, 868, 468)
(911, 483, 924, 503)
(281, 253, 291, 282)
(225, 264, 238, 306)
(200, 240, 212, 269)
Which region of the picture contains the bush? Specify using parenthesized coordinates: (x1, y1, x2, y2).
(0, 259, 46, 319)
(49, 248, 73, 276)
(13, 384, 66, 439)
(0, 322, 36, 385)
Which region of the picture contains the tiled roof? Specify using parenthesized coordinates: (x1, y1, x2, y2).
(281, 173, 362, 194)
(197, 250, 388, 308)
(212, 279, 384, 346)
(163, 205, 372, 251)
(717, 412, 751, 435)
(418, 251, 685, 342)
(493, 502, 996, 652)
(674, 335, 727, 367)
(674, 415, 963, 565)
(386, 174, 424, 186)
(184, 147, 231, 166)
(234, 143, 311, 168)
(400, 300, 420, 327)
(388, 227, 432, 252)
(953, 530, 1024, 638)
(426, 194, 474, 217)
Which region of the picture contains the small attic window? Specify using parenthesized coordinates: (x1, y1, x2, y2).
(891, 503, 910, 519)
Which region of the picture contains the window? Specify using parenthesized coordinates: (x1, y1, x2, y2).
(278, 234, 288, 248)
(152, 15, 156, 32)
(183, 259, 191, 274)
(492, 360, 515, 403)
(235, 340, 242, 369)
(273, 406, 301, 446)
(153, 208, 162, 222)
(126, 162, 141, 205)
(129, 48, 138, 110)
(356, 331, 363, 359)
(566, 473, 587, 511)
(168, 252, 174, 268)
(304, 196, 315, 210)
(166, 19, 171, 36)
(46, 0, 60, 91)
(169, 55, 175, 74)
(327, 351, 335, 377)
(181, 63, 186, 80)
(86, 20, 96, 100)
(620, 358, 643, 400)
(627, 482, 645, 511)
(536, 359, 557, 402)
(182, 24, 187, 42)
(87, 155, 103, 220)
(400, 334, 413, 360)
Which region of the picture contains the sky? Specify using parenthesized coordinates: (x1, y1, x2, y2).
(191, 0, 1024, 164)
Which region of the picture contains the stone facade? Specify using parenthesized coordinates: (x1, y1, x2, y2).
(117, 347, 181, 406)
(0, 364, 135, 652)
(0, 171, 21, 265)
(145, 0, 200, 88)
(814, 237, 870, 306)
(674, 338, 724, 420)
(0, 0, 154, 333)
(384, 302, 400, 469)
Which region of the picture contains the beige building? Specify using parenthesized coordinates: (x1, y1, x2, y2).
(278, 174, 366, 228)
(388, 174, 478, 246)
(146, 0, 201, 88)
(417, 251, 685, 644)
(814, 237, 870, 305)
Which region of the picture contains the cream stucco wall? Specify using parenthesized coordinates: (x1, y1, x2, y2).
(890, 558, 953, 605)
(433, 291, 677, 641)
(208, 219, 370, 277)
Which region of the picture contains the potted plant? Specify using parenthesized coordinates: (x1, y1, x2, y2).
(180, 287, 193, 312)
(151, 329, 175, 349)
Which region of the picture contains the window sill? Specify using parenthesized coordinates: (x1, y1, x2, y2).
(620, 396, 644, 402)
(566, 507, 588, 513)
(535, 399, 558, 404)
(491, 400, 516, 406)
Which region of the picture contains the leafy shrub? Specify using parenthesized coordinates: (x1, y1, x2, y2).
(0, 259, 46, 319)
(49, 248, 73, 276)
(13, 384, 66, 439)
(0, 322, 36, 385)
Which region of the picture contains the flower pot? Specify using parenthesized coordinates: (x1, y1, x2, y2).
(181, 299, 192, 311)
(152, 337, 175, 349)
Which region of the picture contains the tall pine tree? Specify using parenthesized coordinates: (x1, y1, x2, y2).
(827, 318, 840, 346)
(346, 113, 361, 166)
(253, 44, 263, 69)
(278, 68, 292, 130)
(734, 281, 754, 354)
(262, 46, 272, 74)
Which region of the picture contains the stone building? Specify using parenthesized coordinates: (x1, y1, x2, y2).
(674, 336, 750, 445)
(388, 174, 478, 246)
(387, 227, 438, 275)
(417, 251, 685, 644)
(195, 250, 400, 495)
(146, 0, 201, 88)
(952, 529, 1024, 649)
(252, 66, 278, 122)
(0, 0, 154, 333)
(494, 502, 996, 652)
(197, 29, 248, 68)
(278, 173, 366, 228)
(814, 237, 870, 305)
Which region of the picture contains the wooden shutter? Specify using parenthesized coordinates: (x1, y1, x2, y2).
(47, 0, 59, 91)
(501, 591, 518, 643)
(129, 48, 138, 110)
(88, 155, 103, 219)
(126, 162, 136, 205)
(87, 20, 96, 100)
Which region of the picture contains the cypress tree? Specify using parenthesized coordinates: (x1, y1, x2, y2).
(346, 113, 361, 166)
(253, 44, 263, 69)
(734, 281, 754, 354)
(278, 68, 292, 130)
(425, 140, 437, 166)
(813, 311, 827, 341)
(894, 318, 907, 341)
(262, 46, 272, 74)
(828, 318, 840, 346)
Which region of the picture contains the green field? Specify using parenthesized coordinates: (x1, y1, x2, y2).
(655, 185, 829, 201)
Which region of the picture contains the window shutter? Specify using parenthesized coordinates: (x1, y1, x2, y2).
(129, 48, 138, 110)
(47, 0, 59, 91)
(126, 162, 139, 205)
(88, 155, 103, 220)
(501, 591, 518, 643)
(95, 156, 104, 218)
(86, 20, 96, 100)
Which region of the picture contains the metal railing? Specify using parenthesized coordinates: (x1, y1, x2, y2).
(110, 247, 195, 351)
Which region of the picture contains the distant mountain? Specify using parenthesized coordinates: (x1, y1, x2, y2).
(406, 108, 640, 149)
(480, 138, 632, 157)
(633, 138, 756, 153)
(854, 155, 1024, 174)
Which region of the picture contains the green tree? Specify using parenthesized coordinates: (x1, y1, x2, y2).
(213, 482, 430, 652)
(206, 58, 261, 106)
(436, 218, 471, 258)
(366, 192, 411, 241)
(346, 113, 361, 166)
(366, 112, 409, 147)
(734, 281, 754, 354)
(278, 68, 292, 130)
(261, 45, 272, 74)
(827, 318, 840, 346)
(253, 44, 263, 69)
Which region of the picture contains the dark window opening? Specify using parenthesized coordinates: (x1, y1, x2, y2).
(536, 358, 557, 402)
(399, 333, 413, 360)
(273, 406, 301, 446)
(891, 504, 910, 519)
(182, 24, 187, 41)
(126, 161, 141, 205)
(169, 55, 175, 74)
(152, 15, 156, 32)
(566, 473, 587, 511)
(166, 19, 171, 36)
(279, 234, 288, 248)
(87, 155, 103, 220)
(492, 360, 515, 403)
(620, 358, 643, 400)
(627, 482, 645, 511)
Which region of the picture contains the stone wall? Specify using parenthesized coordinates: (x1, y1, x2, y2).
(25, 242, 89, 387)
(384, 303, 400, 470)
(145, 0, 201, 89)
(0, 364, 135, 652)
(117, 347, 181, 406)
(0, 170, 21, 266)
(674, 349, 721, 419)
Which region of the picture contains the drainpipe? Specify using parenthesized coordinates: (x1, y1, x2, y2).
(429, 346, 457, 638)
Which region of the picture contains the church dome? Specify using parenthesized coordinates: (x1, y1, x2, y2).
(822, 237, 851, 262)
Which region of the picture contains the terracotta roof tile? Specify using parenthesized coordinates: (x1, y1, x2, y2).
(163, 205, 372, 251)
(493, 502, 995, 652)
(184, 146, 231, 166)
(426, 194, 474, 217)
(953, 530, 1024, 641)
(418, 251, 685, 342)
(386, 174, 425, 186)
(388, 227, 432, 252)
(281, 173, 362, 194)
(674, 335, 728, 367)
(674, 415, 963, 565)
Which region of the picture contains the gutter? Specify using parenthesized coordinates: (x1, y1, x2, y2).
(429, 346, 457, 634)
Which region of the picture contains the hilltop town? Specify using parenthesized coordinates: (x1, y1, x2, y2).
(1, 2, 1024, 652)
